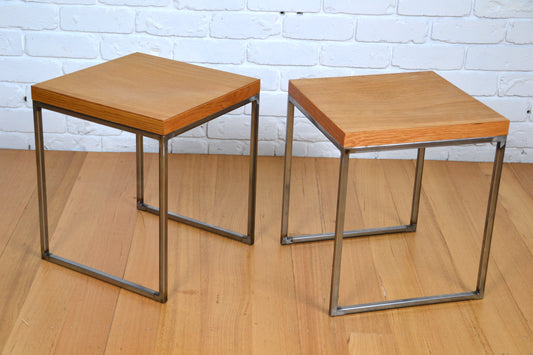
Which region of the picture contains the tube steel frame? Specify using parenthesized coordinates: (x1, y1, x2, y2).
(33, 95, 259, 303)
(280, 96, 507, 316)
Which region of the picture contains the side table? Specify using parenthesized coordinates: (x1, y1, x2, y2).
(280, 72, 509, 316)
(32, 53, 260, 302)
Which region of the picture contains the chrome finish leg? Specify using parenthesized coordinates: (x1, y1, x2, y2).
(158, 136, 169, 302)
(246, 98, 259, 244)
(280, 99, 295, 244)
(33, 104, 49, 258)
(136, 134, 144, 208)
(329, 150, 350, 315)
(409, 148, 425, 227)
(476, 139, 505, 297)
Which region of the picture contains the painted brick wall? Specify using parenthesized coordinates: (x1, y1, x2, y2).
(0, 0, 532, 162)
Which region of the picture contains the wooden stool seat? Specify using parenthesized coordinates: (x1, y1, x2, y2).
(288, 71, 508, 148)
(32, 53, 259, 135)
(281, 71, 509, 316)
(32, 53, 260, 303)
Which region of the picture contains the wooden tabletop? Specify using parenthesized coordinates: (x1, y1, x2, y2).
(32, 53, 260, 135)
(289, 71, 509, 148)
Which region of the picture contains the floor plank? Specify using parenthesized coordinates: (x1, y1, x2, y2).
(1, 150, 532, 354)
(0, 150, 86, 349)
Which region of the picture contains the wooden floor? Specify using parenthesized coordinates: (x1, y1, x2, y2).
(1, 149, 532, 354)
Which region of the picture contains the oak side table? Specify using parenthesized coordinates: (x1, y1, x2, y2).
(280, 72, 509, 316)
(32, 53, 260, 303)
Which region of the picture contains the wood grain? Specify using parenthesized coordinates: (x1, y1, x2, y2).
(289, 72, 509, 147)
(1, 150, 532, 354)
(0, 151, 86, 349)
(31, 53, 260, 135)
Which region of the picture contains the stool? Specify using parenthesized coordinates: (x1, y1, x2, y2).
(32, 53, 260, 302)
(280, 72, 509, 316)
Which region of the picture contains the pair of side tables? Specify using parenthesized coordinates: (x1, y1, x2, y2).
(31, 53, 509, 316)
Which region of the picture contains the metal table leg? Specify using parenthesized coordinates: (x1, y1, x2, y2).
(34, 95, 258, 302)
(280, 98, 295, 244)
(137, 97, 260, 245)
(158, 136, 168, 302)
(475, 140, 506, 297)
(34, 105, 49, 259)
(33, 103, 168, 302)
(280, 139, 425, 246)
(136, 134, 144, 208)
(409, 148, 425, 228)
(329, 149, 351, 315)
(329, 140, 506, 316)
(280, 94, 507, 315)
(247, 98, 259, 244)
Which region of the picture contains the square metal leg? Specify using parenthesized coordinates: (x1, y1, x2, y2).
(33, 104, 169, 302)
(280, 95, 507, 316)
(329, 141, 506, 316)
(280, 98, 294, 242)
(34, 95, 257, 303)
(135, 97, 259, 245)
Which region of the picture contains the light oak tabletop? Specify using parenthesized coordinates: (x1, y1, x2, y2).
(32, 53, 260, 135)
(289, 71, 509, 148)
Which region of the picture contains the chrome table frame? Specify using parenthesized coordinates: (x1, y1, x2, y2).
(281, 95, 506, 316)
(33, 95, 259, 303)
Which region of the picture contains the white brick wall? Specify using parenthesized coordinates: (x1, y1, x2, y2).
(0, 1, 532, 162)
(324, 0, 395, 15)
(431, 19, 507, 44)
(100, 35, 172, 60)
(25, 32, 99, 59)
(0, 4, 58, 30)
(248, 0, 321, 13)
(0, 57, 62, 82)
(101, 0, 168, 6)
(321, 44, 390, 68)
(466, 46, 533, 71)
(175, 0, 244, 11)
(61, 7, 134, 33)
(211, 13, 281, 39)
(0, 83, 25, 107)
(506, 21, 533, 44)
(475, 0, 533, 18)
(283, 15, 354, 41)
(356, 18, 428, 44)
(499, 74, 533, 97)
(136, 10, 209, 37)
(175, 38, 245, 64)
(399, 0, 471, 17)
(392, 46, 465, 70)
(0, 30, 23, 56)
(248, 41, 318, 66)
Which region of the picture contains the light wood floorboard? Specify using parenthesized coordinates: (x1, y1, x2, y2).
(0, 150, 531, 354)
